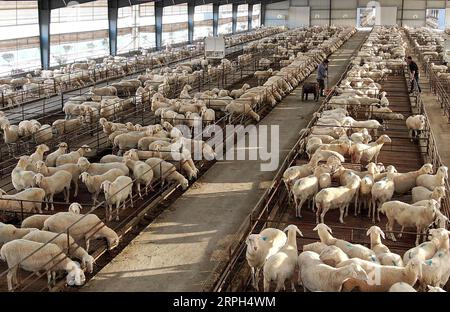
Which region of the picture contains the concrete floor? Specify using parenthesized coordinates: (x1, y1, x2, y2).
(81, 31, 369, 292)
(416, 70, 450, 166)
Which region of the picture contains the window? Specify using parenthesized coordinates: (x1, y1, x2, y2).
(117, 4, 156, 54)
(194, 4, 213, 40)
(0, 1, 40, 76)
(50, 0, 109, 66)
(162, 4, 188, 46)
(237, 4, 248, 32)
(218, 4, 233, 35)
(252, 4, 261, 29)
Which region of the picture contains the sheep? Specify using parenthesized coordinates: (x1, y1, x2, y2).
(319, 245, 349, 267)
(52, 117, 83, 135)
(389, 282, 417, 292)
(412, 186, 446, 205)
(416, 166, 448, 191)
(230, 83, 250, 99)
(403, 228, 450, 265)
(406, 115, 426, 141)
(418, 249, 450, 291)
(113, 131, 153, 155)
(12, 157, 37, 191)
(33, 172, 72, 211)
(350, 134, 391, 164)
(427, 285, 446, 292)
(89, 86, 117, 96)
(123, 156, 153, 198)
(379, 200, 440, 245)
(379, 91, 389, 107)
(302, 242, 328, 254)
(42, 212, 119, 252)
(0, 188, 45, 214)
(315, 172, 361, 224)
(55, 145, 92, 166)
(367, 226, 403, 266)
(29, 144, 50, 164)
(35, 160, 82, 198)
(313, 223, 379, 262)
(145, 158, 189, 190)
(200, 106, 215, 126)
(0, 239, 85, 291)
(77, 157, 129, 176)
(263, 225, 303, 292)
(80, 169, 124, 205)
(34, 124, 53, 144)
(1, 123, 20, 145)
(22, 230, 94, 273)
(101, 176, 134, 221)
(225, 101, 260, 124)
(246, 228, 287, 291)
(21, 215, 50, 230)
(297, 251, 367, 292)
(350, 128, 372, 144)
(68, 202, 82, 214)
(0, 223, 37, 244)
(45, 142, 68, 167)
(392, 163, 433, 194)
(371, 172, 395, 223)
(338, 258, 422, 292)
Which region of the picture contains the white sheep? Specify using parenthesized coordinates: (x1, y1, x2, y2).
(0, 188, 45, 214)
(403, 228, 450, 264)
(418, 249, 450, 291)
(350, 134, 391, 164)
(392, 163, 433, 194)
(80, 169, 124, 205)
(123, 156, 153, 198)
(45, 142, 68, 167)
(297, 251, 367, 292)
(315, 172, 361, 224)
(406, 114, 426, 141)
(29, 144, 50, 164)
(313, 223, 378, 262)
(68, 202, 83, 214)
(35, 160, 82, 198)
(55, 145, 92, 166)
(416, 166, 448, 191)
(77, 157, 129, 176)
(412, 186, 446, 205)
(21, 214, 50, 230)
(33, 171, 72, 211)
(245, 228, 287, 291)
(42, 212, 119, 252)
(0, 239, 85, 290)
(337, 258, 422, 292)
(101, 176, 134, 221)
(11, 156, 37, 191)
(319, 245, 349, 267)
(263, 225, 303, 292)
(0, 223, 37, 244)
(427, 285, 446, 292)
(225, 101, 260, 123)
(379, 200, 439, 245)
(370, 172, 395, 223)
(145, 158, 189, 190)
(22, 229, 94, 273)
(388, 282, 417, 292)
(367, 226, 403, 266)
(34, 124, 53, 144)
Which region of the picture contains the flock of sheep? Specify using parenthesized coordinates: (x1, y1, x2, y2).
(0, 27, 290, 291)
(244, 26, 449, 292)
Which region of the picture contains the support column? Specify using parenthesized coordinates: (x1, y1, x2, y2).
(261, 3, 266, 26)
(248, 4, 253, 30)
(38, 0, 51, 70)
(329, 0, 332, 26)
(107, 0, 118, 56)
(400, 0, 405, 26)
(188, 2, 195, 43)
(232, 3, 238, 33)
(155, 1, 163, 49)
(213, 3, 219, 36)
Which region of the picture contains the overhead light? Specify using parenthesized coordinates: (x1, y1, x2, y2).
(413, 14, 418, 19)
(343, 14, 348, 18)
(315, 14, 320, 18)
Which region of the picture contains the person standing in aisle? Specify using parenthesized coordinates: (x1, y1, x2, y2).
(317, 59, 329, 97)
(406, 56, 421, 94)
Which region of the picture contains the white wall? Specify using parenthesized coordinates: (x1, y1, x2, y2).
(288, 7, 310, 27)
(263, 0, 449, 28)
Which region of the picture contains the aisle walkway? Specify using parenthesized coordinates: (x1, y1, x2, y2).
(82, 31, 369, 292)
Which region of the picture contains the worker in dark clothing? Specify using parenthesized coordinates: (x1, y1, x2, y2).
(406, 56, 421, 94)
(317, 59, 329, 97)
